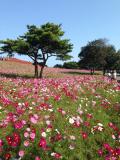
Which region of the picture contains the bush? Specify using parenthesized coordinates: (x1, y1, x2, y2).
(63, 61, 79, 69)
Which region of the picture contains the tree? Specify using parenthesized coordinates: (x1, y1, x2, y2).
(104, 49, 120, 71)
(115, 51, 120, 71)
(102, 45, 117, 75)
(78, 39, 114, 74)
(63, 61, 79, 69)
(0, 23, 73, 78)
(54, 64, 63, 68)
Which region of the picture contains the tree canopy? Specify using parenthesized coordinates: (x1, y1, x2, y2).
(78, 39, 120, 74)
(0, 39, 15, 57)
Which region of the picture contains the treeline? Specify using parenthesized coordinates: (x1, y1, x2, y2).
(54, 61, 79, 69)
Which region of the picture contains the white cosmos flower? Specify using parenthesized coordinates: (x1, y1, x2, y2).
(51, 152, 56, 156)
(91, 128, 94, 134)
(46, 128, 51, 132)
(112, 134, 116, 140)
(32, 102, 36, 105)
(69, 118, 74, 124)
(46, 120, 51, 125)
(41, 132, 47, 137)
(70, 135, 76, 140)
(44, 115, 50, 119)
(55, 129, 60, 133)
(26, 128, 31, 132)
(48, 109, 53, 112)
(69, 144, 75, 150)
(97, 123, 103, 127)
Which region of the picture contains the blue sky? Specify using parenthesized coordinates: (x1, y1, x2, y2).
(0, 0, 120, 66)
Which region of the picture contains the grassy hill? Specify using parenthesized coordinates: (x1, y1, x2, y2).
(0, 58, 101, 78)
(0, 58, 35, 78)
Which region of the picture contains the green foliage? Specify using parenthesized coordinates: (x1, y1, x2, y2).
(63, 61, 79, 69)
(104, 50, 120, 70)
(78, 39, 108, 70)
(54, 61, 79, 69)
(78, 39, 120, 73)
(0, 39, 15, 57)
(54, 64, 63, 68)
(20, 23, 73, 60)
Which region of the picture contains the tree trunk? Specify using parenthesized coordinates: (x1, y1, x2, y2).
(103, 68, 106, 76)
(93, 68, 95, 74)
(90, 69, 93, 75)
(90, 68, 94, 75)
(39, 51, 48, 78)
(90, 68, 95, 75)
(39, 65, 44, 78)
(34, 59, 38, 78)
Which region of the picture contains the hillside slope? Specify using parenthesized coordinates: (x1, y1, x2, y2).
(0, 58, 35, 77)
(0, 58, 100, 78)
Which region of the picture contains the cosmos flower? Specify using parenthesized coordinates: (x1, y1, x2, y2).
(18, 150, 24, 157)
(69, 118, 75, 124)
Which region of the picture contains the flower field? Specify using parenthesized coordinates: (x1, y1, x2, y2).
(0, 75, 120, 160)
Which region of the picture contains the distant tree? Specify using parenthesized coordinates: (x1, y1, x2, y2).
(0, 23, 73, 78)
(54, 64, 63, 68)
(104, 49, 120, 72)
(78, 39, 115, 74)
(102, 45, 117, 74)
(115, 51, 120, 71)
(63, 61, 79, 69)
(103, 46, 117, 71)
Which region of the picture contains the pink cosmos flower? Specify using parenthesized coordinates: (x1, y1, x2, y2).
(24, 132, 29, 138)
(51, 152, 62, 159)
(98, 149, 103, 156)
(22, 120, 26, 125)
(38, 137, 47, 149)
(24, 140, 30, 147)
(55, 153, 62, 159)
(0, 139, 3, 147)
(30, 117, 37, 124)
(30, 115, 38, 124)
(30, 132, 36, 139)
(81, 132, 88, 139)
(103, 143, 111, 150)
(19, 150, 25, 157)
(61, 110, 66, 115)
(34, 114, 39, 119)
(6, 132, 21, 147)
(35, 156, 41, 160)
(14, 120, 24, 129)
(4, 153, 11, 160)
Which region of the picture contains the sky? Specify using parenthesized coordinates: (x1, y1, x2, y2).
(0, 0, 120, 67)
